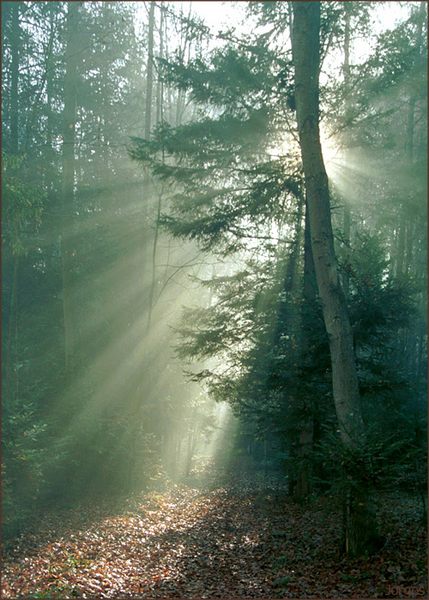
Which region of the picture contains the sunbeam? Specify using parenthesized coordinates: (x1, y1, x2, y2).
(3, 2, 426, 598)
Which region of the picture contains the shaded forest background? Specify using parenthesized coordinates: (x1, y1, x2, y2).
(2, 0, 427, 558)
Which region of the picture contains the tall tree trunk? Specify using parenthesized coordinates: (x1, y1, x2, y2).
(127, 2, 157, 489)
(147, 189, 162, 333)
(147, 4, 166, 333)
(140, 0, 155, 307)
(395, 213, 406, 278)
(272, 195, 307, 498)
(404, 1, 425, 163)
(61, 2, 79, 372)
(155, 5, 165, 125)
(145, 2, 155, 139)
(139, 0, 155, 243)
(9, 2, 19, 155)
(291, 1, 379, 556)
(175, 3, 193, 127)
(397, 1, 426, 365)
(341, 2, 352, 297)
(5, 257, 19, 407)
(283, 195, 304, 292)
(292, 201, 316, 502)
(43, 3, 58, 254)
(5, 4, 21, 406)
(292, 0, 365, 451)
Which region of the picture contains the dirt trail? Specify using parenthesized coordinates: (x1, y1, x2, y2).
(2, 485, 426, 599)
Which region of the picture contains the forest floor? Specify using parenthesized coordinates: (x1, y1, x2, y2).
(1, 479, 427, 600)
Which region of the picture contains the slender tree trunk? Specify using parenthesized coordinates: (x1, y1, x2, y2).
(341, 2, 352, 297)
(43, 3, 58, 267)
(9, 3, 19, 155)
(140, 0, 155, 309)
(398, 2, 426, 367)
(139, 0, 155, 235)
(284, 196, 304, 291)
(147, 5, 165, 333)
(175, 3, 193, 127)
(292, 0, 365, 451)
(395, 212, 406, 278)
(162, 16, 174, 126)
(156, 6, 165, 125)
(404, 1, 425, 163)
(272, 195, 307, 498)
(126, 3, 159, 490)
(46, 9, 55, 188)
(147, 189, 162, 332)
(5, 5, 21, 406)
(292, 201, 316, 501)
(145, 2, 155, 139)
(61, 2, 79, 372)
(127, 3, 157, 489)
(5, 258, 19, 406)
(292, 1, 379, 555)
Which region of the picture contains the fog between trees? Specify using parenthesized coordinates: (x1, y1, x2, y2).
(2, 0, 427, 583)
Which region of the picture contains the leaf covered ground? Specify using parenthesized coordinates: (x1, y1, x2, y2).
(2, 484, 427, 599)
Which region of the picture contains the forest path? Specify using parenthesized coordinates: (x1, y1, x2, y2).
(2, 485, 426, 599)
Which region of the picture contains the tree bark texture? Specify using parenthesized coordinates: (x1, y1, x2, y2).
(292, 1, 365, 450)
(291, 1, 379, 555)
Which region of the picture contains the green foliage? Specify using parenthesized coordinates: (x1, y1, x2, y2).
(129, 3, 426, 499)
(1, 0, 169, 536)
(2, 0, 426, 550)
(2, 402, 48, 534)
(314, 423, 426, 497)
(346, 231, 416, 345)
(2, 152, 44, 256)
(159, 42, 283, 109)
(130, 37, 300, 255)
